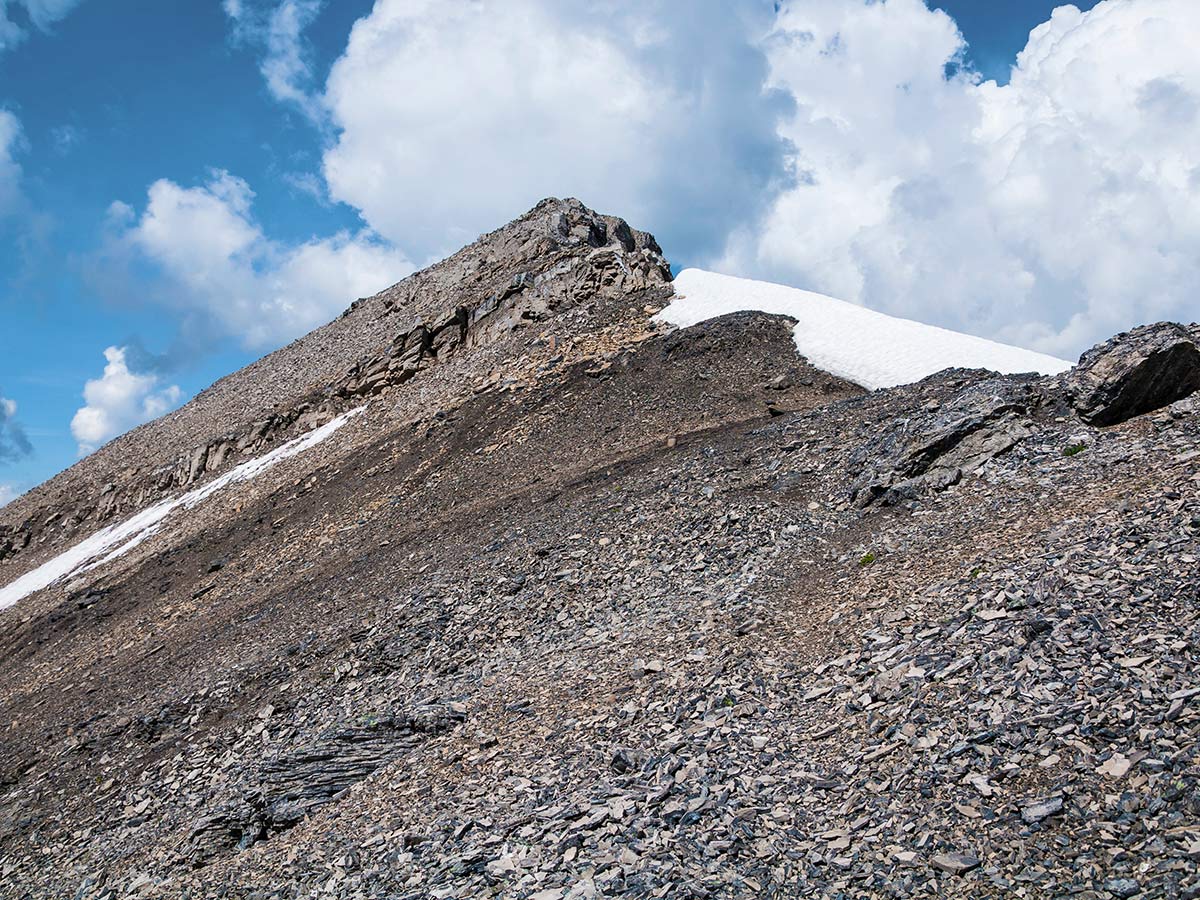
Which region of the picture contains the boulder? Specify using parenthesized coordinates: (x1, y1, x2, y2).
(1066, 322, 1200, 426)
(185, 445, 209, 484)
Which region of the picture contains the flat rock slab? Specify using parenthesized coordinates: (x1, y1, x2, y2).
(931, 852, 981, 875)
(1021, 796, 1064, 824)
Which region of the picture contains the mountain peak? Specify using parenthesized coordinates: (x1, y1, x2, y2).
(0, 199, 672, 578)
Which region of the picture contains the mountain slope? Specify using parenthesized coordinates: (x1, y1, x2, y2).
(0, 199, 671, 584)
(0, 201, 1198, 900)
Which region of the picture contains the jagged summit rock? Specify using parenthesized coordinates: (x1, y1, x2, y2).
(1, 201, 1198, 899)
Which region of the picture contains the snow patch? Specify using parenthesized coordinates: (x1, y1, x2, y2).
(658, 269, 1073, 390)
(0, 407, 365, 610)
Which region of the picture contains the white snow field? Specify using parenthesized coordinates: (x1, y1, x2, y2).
(659, 269, 1073, 390)
(0, 407, 365, 610)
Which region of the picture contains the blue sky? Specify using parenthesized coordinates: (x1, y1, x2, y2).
(0, 0, 373, 494)
(939, 0, 1099, 81)
(2, 0, 1195, 503)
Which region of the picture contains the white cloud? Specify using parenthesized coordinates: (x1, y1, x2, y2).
(0, 0, 85, 53)
(224, 0, 324, 120)
(102, 170, 412, 349)
(0, 393, 23, 500)
(718, 0, 1200, 357)
(0, 390, 27, 508)
(50, 122, 81, 155)
(281, 169, 327, 204)
(70, 347, 182, 454)
(307, 0, 1200, 357)
(321, 0, 792, 261)
(0, 109, 22, 217)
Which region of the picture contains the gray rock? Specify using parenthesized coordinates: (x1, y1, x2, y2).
(1065, 322, 1200, 425)
(931, 852, 981, 875)
(849, 373, 1037, 506)
(1103, 878, 1141, 898)
(188, 707, 463, 862)
(1021, 796, 1064, 824)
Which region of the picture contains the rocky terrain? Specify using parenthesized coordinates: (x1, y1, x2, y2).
(0, 200, 1197, 899)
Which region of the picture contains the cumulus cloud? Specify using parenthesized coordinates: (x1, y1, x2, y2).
(306, 0, 1200, 356)
(321, 0, 794, 261)
(0, 482, 17, 507)
(0, 109, 58, 294)
(718, 0, 1200, 356)
(70, 347, 182, 454)
(0, 392, 31, 462)
(96, 170, 412, 349)
(0, 0, 85, 53)
(224, 0, 324, 120)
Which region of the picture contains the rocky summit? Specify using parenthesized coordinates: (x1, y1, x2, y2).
(0, 199, 1198, 900)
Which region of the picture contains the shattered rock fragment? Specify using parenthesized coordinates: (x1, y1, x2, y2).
(931, 852, 981, 875)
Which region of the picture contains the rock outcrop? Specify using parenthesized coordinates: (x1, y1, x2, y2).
(188, 703, 465, 864)
(847, 321, 1200, 507)
(1065, 321, 1200, 425)
(848, 373, 1039, 506)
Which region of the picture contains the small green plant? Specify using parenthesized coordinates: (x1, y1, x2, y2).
(1062, 443, 1087, 457)
(968, 566, 983, 579)
(859, 551, 876, 568)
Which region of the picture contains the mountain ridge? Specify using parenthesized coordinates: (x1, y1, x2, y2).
(0, 198, 670, 577)
(0, 200, 1198, 899)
